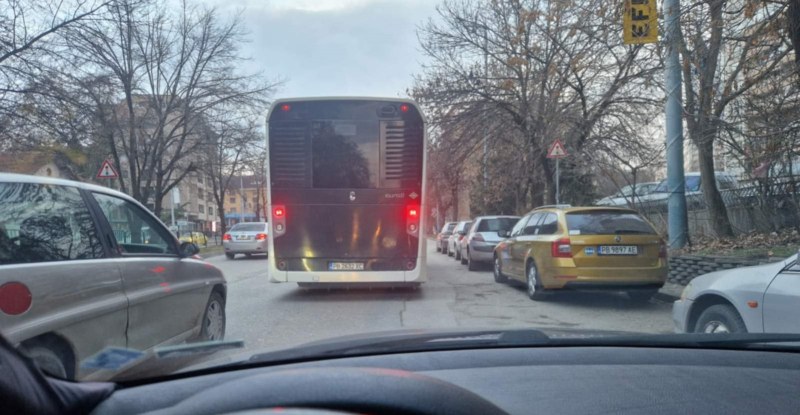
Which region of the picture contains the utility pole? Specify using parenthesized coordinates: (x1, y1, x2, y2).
(664, 0, 688, 248)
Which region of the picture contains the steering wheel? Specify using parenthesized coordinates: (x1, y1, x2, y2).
(157, 366, 507, 415)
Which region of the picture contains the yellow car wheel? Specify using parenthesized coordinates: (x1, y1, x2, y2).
(526, 262, 548, 301)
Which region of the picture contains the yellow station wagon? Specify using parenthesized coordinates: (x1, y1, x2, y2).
(493, 205, 667, 301)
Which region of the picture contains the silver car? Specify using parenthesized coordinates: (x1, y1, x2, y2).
(0, 174, 227, 380)
(672, 257, 800, 333)
(222, 222, 269, 259)
(448, 221, 472, 261)
(459, 216, 520, 270)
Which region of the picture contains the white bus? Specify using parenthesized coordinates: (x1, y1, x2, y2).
(265, 97, 427, 288)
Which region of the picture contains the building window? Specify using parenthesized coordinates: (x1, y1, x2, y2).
(198, 186, 204, 200)
(209, 207, 214, 216)
(242, 195, 247, 203)
(229, 197, 236, 203)
(207, 192, 213, 201)
(199, 205, 205, 214)
(230, 207, 237, 213)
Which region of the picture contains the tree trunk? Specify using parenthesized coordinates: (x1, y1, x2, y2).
(697, 139, 734, 237)
(451, 186, 459, 220)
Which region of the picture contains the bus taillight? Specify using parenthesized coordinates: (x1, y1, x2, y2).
(406, 205, 420, 236)
(280, 104, 291, 112)
(399, 104, 409, 113)
(272, 205, 287, 238)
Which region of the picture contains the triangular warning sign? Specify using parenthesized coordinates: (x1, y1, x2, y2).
(96, 160, 119, 179)
(546, 139, 568, 159)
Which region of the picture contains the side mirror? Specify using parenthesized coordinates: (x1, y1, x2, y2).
(179, 241, 200, 258)
(498, 230, 511, 238)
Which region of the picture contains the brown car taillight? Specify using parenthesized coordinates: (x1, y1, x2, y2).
(659, 241, 668, 259)
(551, 237, 572, 258)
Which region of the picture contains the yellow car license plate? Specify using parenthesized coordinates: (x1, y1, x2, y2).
(598, 245, 638, 255)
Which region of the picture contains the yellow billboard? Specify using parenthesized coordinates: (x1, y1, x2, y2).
(623, 0, 658, 44)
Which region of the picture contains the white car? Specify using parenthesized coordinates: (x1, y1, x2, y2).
(638, 172, 739, 204)
(672, 256, 800, 333)
(595, 182, 659, 206)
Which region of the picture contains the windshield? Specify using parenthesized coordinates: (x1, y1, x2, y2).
(654, 176, 702, 193)
(1, 0, 798, 384)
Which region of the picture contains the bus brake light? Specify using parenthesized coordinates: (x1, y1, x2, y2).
(407, 206, 419, 219)
(399, 104, 409, 113)
(280, 104, 291, 112)
(274, 206, 285, 218)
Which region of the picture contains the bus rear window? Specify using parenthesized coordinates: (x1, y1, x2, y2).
(311, 120, 379, 188)
(566, 211, 656, 235)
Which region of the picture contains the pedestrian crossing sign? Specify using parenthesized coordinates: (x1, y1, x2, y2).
(546, 140, 568, 159)
(96, 160, 119, 179)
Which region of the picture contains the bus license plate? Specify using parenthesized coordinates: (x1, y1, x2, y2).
(329, 262, 365, 271)
(598, 245, 638, 255)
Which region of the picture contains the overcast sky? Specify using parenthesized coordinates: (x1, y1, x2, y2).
(205, 0, 439, 99)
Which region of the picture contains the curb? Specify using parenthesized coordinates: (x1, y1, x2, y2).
(654, 291, 679, 303)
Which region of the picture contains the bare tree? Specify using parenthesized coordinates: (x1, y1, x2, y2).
(65, 0, 276, 215)
(199, 109, 262, 236)
(678, 0, 793, 236)
(414, 0, 662, 209)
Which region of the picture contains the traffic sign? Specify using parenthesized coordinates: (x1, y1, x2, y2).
(623, 0, 658, 45)
(546, 140, 568, 159)
(96, 160, 119, 179)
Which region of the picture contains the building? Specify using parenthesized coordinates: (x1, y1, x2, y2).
(0, 149, 82, 180)
(222, 175, 267, 227)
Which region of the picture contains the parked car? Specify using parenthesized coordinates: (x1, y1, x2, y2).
(223, 222, 269, 259)
(0, 173, 227, 380)
(493, 205, 667, 301)
(638, 172, 739, 204)
(672, 257, 800, 333)
(179, 231, 208, 246)
(460, 216, 521, 270)
(595, 182, 659, 206)
(436, 222, 457, 254)
(448, 221, 472, 260)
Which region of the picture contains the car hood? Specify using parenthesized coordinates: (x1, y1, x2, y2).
(685, 259, 789, 300)
(168, 327, 639, 377)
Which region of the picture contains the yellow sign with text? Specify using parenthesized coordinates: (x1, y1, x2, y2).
(623, 0, 658, 44)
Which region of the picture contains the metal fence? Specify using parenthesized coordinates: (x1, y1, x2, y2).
(632, 177, 800, 237)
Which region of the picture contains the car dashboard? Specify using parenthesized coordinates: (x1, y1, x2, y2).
(91, 345, 800, 414)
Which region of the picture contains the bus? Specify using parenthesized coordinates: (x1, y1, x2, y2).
(265, 97, 427, 287)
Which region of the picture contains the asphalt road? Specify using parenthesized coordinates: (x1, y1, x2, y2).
(206, 242, 674, 356)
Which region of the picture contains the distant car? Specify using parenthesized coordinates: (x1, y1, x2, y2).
(436, 222, 457, 254)
(0, 173, 227, 380)
(493, 205, 667, 301)
(448, 221, 472, 260)
(672, 257, 800, 333)
(595, 182, 659, 206)
(223, 222, 269, 259)
(460, 216, 521, 270)
(638, 172, 739, 204)
(179, 231, 208, 246)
